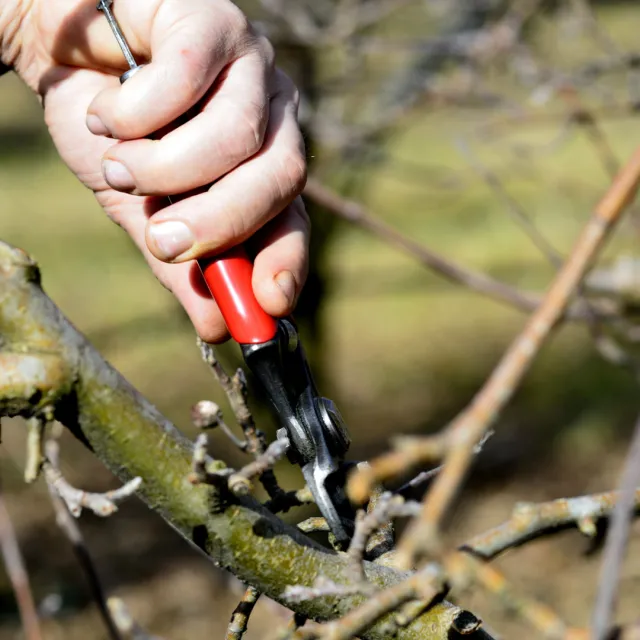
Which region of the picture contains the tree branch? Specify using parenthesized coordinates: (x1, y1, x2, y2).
(462, 488, 640, 561)
(0, 484, 42, 640)
(0, 240, 489, 640)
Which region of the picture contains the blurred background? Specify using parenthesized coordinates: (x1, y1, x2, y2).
(2, 0, 640, 637)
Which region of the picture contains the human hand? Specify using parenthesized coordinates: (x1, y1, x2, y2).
(2, 0, 309, 342)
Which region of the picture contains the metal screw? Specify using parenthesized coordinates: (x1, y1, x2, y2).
(96, 0, 142, 82)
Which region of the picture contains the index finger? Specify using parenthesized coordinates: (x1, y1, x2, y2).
(49, 0, 256, 138)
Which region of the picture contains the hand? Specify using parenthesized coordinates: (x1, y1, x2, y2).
(3, 0, 309, 342)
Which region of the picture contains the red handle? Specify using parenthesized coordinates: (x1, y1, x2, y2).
(198, 247, 278, 345)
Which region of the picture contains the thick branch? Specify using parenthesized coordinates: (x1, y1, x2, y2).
(0, 241, 488, 640)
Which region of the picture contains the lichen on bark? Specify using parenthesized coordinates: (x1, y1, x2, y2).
(0, 240, 490, 640)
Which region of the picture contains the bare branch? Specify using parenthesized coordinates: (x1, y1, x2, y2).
(283, 576, 373, 604)
(298, 517, 330, 534)
(446, 552, 572, 639)
(191, 400, 248, 451)
(44, 440, 142, 517)
(592, 414, 640, 640)
(347, 494, 421, 584)
(462, 488, 640, 560)
(228, 439, 290, 497)
(0, 239, 482, 639)
(304, 177, 541, 314)
(0, 483, 42, 640)
(45, 439, 122, 640)
(24, 416, 46, 483)
(197, 339, 287, 501)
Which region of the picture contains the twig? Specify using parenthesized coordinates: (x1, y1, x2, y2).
(347, 494, 421, 584)
(191, 400, 248, 451)
(107, 597, 164, 640)
(462, 488, 640, 560)
(348, 145, 640, 567)
(297, 565, 447, 640)
(24, 416, 46, 483)
(456, 138, 564, 267)
(0, 483, 42, 640)
(188, 433, 232, 487)
(283, 576, 374, 604)
(197, 339, 260, 452)
(297, 517, 330, 534)
(197, 339, 285, 500)
(264, 485, 315, 514)
(591, 413, 640, 640)
(189, 434, 289, 497)
(304, 177, 541, 314)
(43, 441, 142, 517)
(45, 439, 122, 640)
(227, 439, 290, 497)
(226, 586, 260, 640)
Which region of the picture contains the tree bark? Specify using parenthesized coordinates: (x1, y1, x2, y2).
(0, 240, 491, 640)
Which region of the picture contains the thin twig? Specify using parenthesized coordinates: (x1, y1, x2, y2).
(264, 485, 315, 514)
(591, 413, 640, 640)
(45, 440, 122, 640)
(228, 439, 290, 497)
(462, 488, 640, 560)
(297, 517, 330, 534)
(192, 400, 248, 451)
(43, 441, 142, 517)
(24, 416, 46, 483)
(347, 494, 421, 584)
(197, 339, 260, 452)
(197, 339, 286, 500)
(456, 138, 564, 268)
(0, 483, 42, 640)
(304, 177, 541, 314)
(283, 576, 374, 604)
(226, 586, 260, 640)
(297, 566, 446, 640)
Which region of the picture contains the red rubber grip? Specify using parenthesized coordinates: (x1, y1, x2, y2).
(198, 247, 278, 345)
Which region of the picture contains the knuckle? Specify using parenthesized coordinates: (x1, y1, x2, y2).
(220, 99, 267, 162)
(237, 102, 267, 156)
(278, 147, 307, 198)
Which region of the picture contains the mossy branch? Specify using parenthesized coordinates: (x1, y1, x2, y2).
(0, 240, 491, 640)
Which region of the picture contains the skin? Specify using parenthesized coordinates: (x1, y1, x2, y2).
(0, 0, 310, 342)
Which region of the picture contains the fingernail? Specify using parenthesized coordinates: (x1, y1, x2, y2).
(103, 159, 136, 192)
(86, 113, 111, 137)
(148, 221, 194, 260)
(275, 270, 296, 306)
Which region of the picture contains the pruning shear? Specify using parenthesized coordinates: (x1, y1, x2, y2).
(97, 0, 354, 545)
